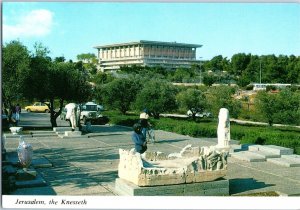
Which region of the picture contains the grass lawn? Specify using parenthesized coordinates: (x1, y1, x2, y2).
(105, 110, 300, 155)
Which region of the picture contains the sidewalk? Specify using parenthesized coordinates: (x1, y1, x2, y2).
(3, 125, 300, 196)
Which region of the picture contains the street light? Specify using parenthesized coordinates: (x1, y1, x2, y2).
(259, 58, 262, 84)
(199, 57, 202, 84)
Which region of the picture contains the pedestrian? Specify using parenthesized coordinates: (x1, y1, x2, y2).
(9, 105, 17, 126)
(15, 104, 21, 125)
(139, 108, 150, 139)
(131, 123, 147, 154)
(65, 103, 78, 131)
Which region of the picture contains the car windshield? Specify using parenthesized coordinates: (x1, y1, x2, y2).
(84, 105, 97, 111)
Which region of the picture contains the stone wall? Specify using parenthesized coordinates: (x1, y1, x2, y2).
(118, 145, 228, 187)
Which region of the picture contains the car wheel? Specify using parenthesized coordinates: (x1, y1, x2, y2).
(45, 109, 50, 113)
(26, 109, 31, 113)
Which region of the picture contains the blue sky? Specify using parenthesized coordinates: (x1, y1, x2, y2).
(2, 2, 300, 61)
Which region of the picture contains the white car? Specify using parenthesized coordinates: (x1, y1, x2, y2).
(187, 110, 212, 118)
(80, 102, 107, 124)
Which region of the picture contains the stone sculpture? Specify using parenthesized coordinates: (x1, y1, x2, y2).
(217, 108, 230, 149)
(17, 136, 33, 169)
(65, 103, 78, 131)
(118, 145, 228, 187)
(117, 108, 232, 187)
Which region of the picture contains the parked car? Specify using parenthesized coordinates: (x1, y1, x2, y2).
(60, 102, 108, 125)
(187, 110, 212, 118)
(25, 102, 50, 113)
(80, 102, 108, 125)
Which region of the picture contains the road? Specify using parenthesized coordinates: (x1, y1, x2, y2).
(18, 110, 70, 128)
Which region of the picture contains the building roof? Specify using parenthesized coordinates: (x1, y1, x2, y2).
(94, 40, 202, 49)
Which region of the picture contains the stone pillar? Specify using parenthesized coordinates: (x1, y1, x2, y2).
(217, 108, 230, 150)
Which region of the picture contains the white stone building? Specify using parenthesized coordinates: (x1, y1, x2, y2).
(94, 40, 202, 72)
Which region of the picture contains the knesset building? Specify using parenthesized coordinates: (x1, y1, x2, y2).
(94, 40, 202, 72)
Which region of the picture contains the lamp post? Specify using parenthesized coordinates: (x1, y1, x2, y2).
(259, 58, 262, 84)
(199, 57, 202, 84)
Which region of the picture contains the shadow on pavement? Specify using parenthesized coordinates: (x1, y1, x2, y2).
(229, 178, 275, 195)
(157, 138, 190, 143)
(88, 170, 118, 183)
(87, 133, 124, 138)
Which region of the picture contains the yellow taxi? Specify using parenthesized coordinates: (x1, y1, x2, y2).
(25, 102, 50, 113)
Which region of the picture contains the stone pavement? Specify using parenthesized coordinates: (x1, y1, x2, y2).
(3, 125, 300, 196)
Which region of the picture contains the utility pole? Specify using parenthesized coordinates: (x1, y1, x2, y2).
(199, 57, 202, 84)
(260, 58, 262, 84)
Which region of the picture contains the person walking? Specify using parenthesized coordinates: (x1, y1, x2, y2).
(9, 105, 17, 126)
(131, 123, 147, 154)
(15, 104, 21, 125)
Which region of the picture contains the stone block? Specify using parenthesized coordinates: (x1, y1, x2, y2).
(64, 131, 82, 137)
(193, 170, 227, 183)
(31, 132, 57, 137)
(138, 168, 186, 186)
(15, 174, 47, 188)
(115, 178, 229, 196)
(281, 154, 300, 161)
(118, 147, 228, 187)
(249, 150, 281, 159)
(231, 151, 266, 162)
(3, 165, 17, 175)
(53, 127, 79, 132)
(229, 144, 242, 153)
(16, 168, 37, 181)
(9, 127, 23, 135)
(248, 145, 293, 155)
(267, 157, 300, 167)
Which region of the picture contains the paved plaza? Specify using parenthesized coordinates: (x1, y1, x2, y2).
(3, 120, 300, 196)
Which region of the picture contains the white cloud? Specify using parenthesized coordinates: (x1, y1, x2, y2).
(3, 9, 54, 40)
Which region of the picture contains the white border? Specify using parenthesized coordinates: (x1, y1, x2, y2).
(2, 195, 300, 209)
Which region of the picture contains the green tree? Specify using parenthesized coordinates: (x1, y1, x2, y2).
(255, 91, 278, 126)
(176, 88, 207, 120)
(206, 86, 241, 118)
(238, 55, 260, 87)
(202, 74, 216, 86)
(92, 72, 115, 85)
(172, 68, 191, 82)
(76, 53, 98, 75)
(230, 53, 251, 76)
(210, 55, 223, 72)
(76, 53, 97, 62)
(2, 40, 31, 114)
(33, 42, 51, 58)
(261, 55, 278, 83)
(134, 80, 178, 118)
(54, 56, 66, 63)
(286, 55, 300, 84)
(101, 78, 141, 114)
(273, 89, 300, 125)
(21, 43, 92, 127)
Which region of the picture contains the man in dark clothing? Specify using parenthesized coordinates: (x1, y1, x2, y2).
(131, 123, 147, 154)
(139, 108, 150, 139)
